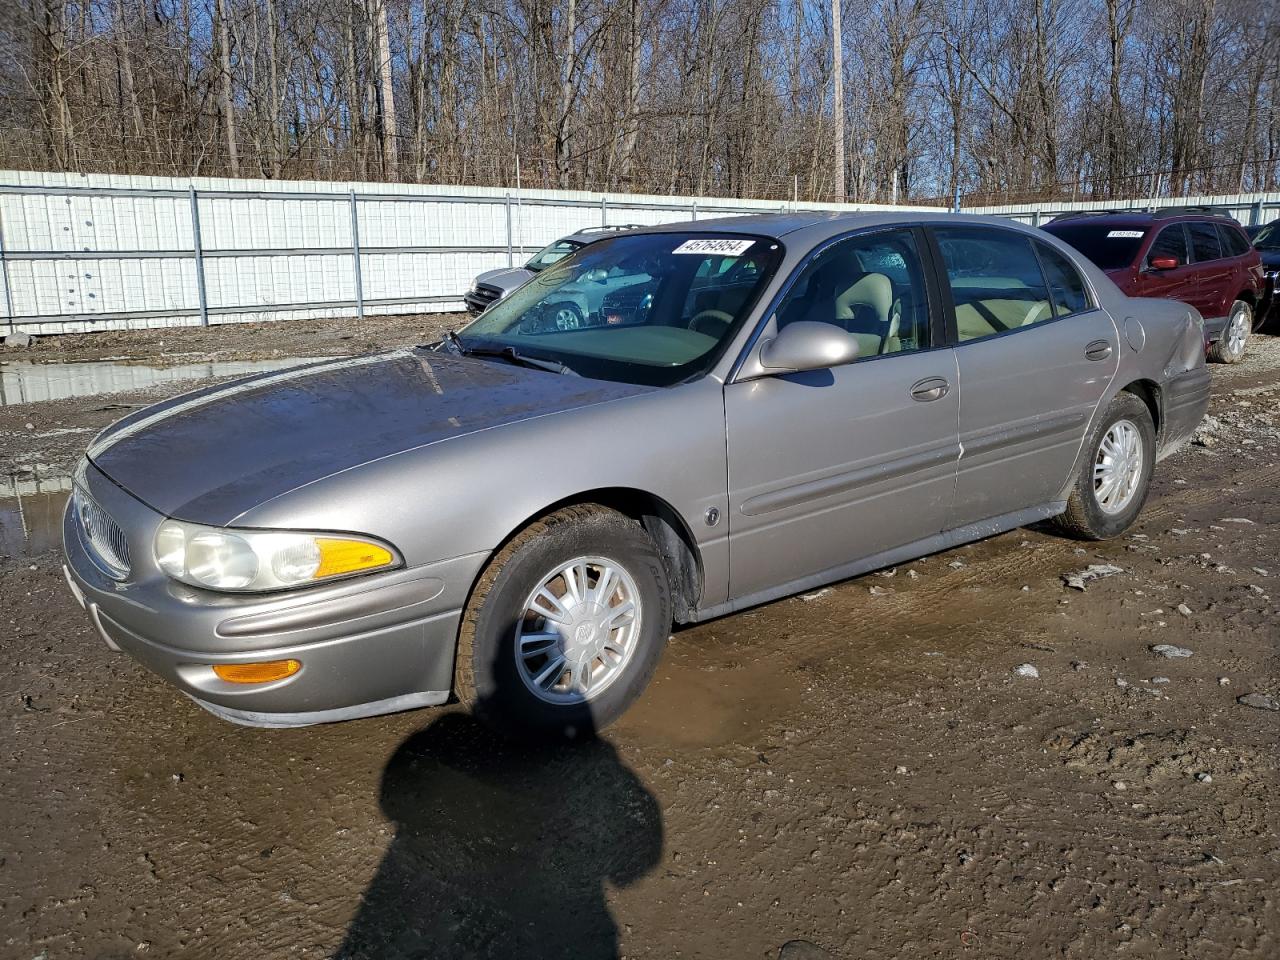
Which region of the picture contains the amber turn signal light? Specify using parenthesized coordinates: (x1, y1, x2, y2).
(212, 659, 302, 684)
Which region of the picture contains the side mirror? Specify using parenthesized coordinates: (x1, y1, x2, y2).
(759, 321, 860, 373)
(1149, 255, 1179, 271)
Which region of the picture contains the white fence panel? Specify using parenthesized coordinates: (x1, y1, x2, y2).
(0, 170, 938, 335)
(14, 169, 1276, 337)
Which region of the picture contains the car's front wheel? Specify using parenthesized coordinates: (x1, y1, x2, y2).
(1208, 299, 1252, 363)
(1052, 392, 1156, 540)
(455, 505, 672, 740)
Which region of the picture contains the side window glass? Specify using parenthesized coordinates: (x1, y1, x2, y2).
(934, 227, 1053, 342)
(1188, 222, 1222, 262)
(1216, 223, 1249, 258)
(1036, 242, 1091, 317)
(774, 229, 930, 358)
(1147, 225, 1188, 266)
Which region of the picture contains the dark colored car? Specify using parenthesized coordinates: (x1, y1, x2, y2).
(1042, 210, 1264, 363)
(1249, 219, 1280, 323)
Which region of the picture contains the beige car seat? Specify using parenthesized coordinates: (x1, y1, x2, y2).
(954, 296, 1053, 340)
(835, 272, 897, 353)
(778, 259, 898, 359)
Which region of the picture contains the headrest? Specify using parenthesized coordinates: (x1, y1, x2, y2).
(836, 272, 892, 321)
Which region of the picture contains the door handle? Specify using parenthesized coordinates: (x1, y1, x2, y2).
(1085, 339, 1113, 361)
(910, 377, 950, 402)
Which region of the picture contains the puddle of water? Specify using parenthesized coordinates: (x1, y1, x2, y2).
(1, 470, 71, 560)
(616, 631, 807, 748)
(0, 357, 323, 407)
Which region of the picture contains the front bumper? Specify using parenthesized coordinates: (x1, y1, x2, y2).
(463, 285, 503, 314)
(62, 460, 487, 727)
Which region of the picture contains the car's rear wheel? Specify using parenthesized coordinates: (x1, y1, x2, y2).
(455, 504, 671, 740)
(1208, 299, 1252, 363)
(1051, 392, 1155, 540)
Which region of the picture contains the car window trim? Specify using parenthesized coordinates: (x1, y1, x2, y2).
(927, 222, 1106, 348)
(727, 223, 947, 383)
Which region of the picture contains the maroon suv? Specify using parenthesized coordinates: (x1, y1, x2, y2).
(1042, 210, 1264, 363)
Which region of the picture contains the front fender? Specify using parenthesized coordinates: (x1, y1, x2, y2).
(234, 378, 733, 610)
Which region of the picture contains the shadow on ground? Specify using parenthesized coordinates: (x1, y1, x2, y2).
(336, 712, 662, 960)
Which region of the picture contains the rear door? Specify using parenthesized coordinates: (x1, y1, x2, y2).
(931, 225, 1120, 527)
(723, 227, 959, 600)
(1134, 224, 1198, 305)
(1186, 221, 1231, 321)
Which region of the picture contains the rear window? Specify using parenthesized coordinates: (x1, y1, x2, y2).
(1040, 222, 1147, 271)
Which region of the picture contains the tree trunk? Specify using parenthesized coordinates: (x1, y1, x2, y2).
(370, 0, 398, 177)
(216, 0, 239, 176)
(555, 0, 577, 188)
(831, 0, 845, 203)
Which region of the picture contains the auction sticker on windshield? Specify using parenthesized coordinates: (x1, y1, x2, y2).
(1107, 230, 1145, 238)
(672, 238, 756, 256)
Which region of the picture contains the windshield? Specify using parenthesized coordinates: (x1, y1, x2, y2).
(1254, 221, 1280, 251)
(1041, 222, 1148, 270)
(458, 232, 782, 386)
(524, 239, 584, 272)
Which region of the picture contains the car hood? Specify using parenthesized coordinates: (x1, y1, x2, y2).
(1258, 249, 1280, 270)
(475, 266, 534, 292)
(88, 349, 653, 524)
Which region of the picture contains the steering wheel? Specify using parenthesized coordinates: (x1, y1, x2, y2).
(689, 309, 734, 339)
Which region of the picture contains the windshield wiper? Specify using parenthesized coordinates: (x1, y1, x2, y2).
(441, 329, 467, 354)
(446, 334, 577, 376)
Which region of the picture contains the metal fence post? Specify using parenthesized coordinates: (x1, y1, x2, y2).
(1252, 199, 1263, 227)
(691, 201, 698, 221)
(505, 193, 514, 267)
(601, 196, 608, 227)
(0, 199, 15, 334)
(349, 189, 365, 321)
(188, 187, 209, 326)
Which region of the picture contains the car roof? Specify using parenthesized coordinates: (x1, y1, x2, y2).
(623, 210, 1051, 244)
(1045, 208, 1244, 229)
(1044, 213, 1154, 229)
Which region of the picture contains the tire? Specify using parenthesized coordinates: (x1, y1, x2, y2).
(551, 302, 585, 331)
(1051, 392, 1156, 540)
(454, 504, 672, 740)
(1207, 299, 1252, 363)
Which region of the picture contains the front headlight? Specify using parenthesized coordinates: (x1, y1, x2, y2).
(153, 520, 399, 592)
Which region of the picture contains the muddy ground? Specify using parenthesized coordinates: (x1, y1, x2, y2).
(1, 317, 1278, 960)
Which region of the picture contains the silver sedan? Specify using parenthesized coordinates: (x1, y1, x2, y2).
(62, 213, 1210, 737)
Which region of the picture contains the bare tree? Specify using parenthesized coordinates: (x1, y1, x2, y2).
(1, 0, 1275, 203)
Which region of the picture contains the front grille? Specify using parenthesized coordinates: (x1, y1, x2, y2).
(74, 487, 131, 578)
(472, 283, 502, 306)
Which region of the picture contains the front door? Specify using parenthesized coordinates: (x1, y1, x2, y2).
(1134, 224, 1198, 306)
(724, 227, 960, 601)
(931, 225, 1120, 527)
